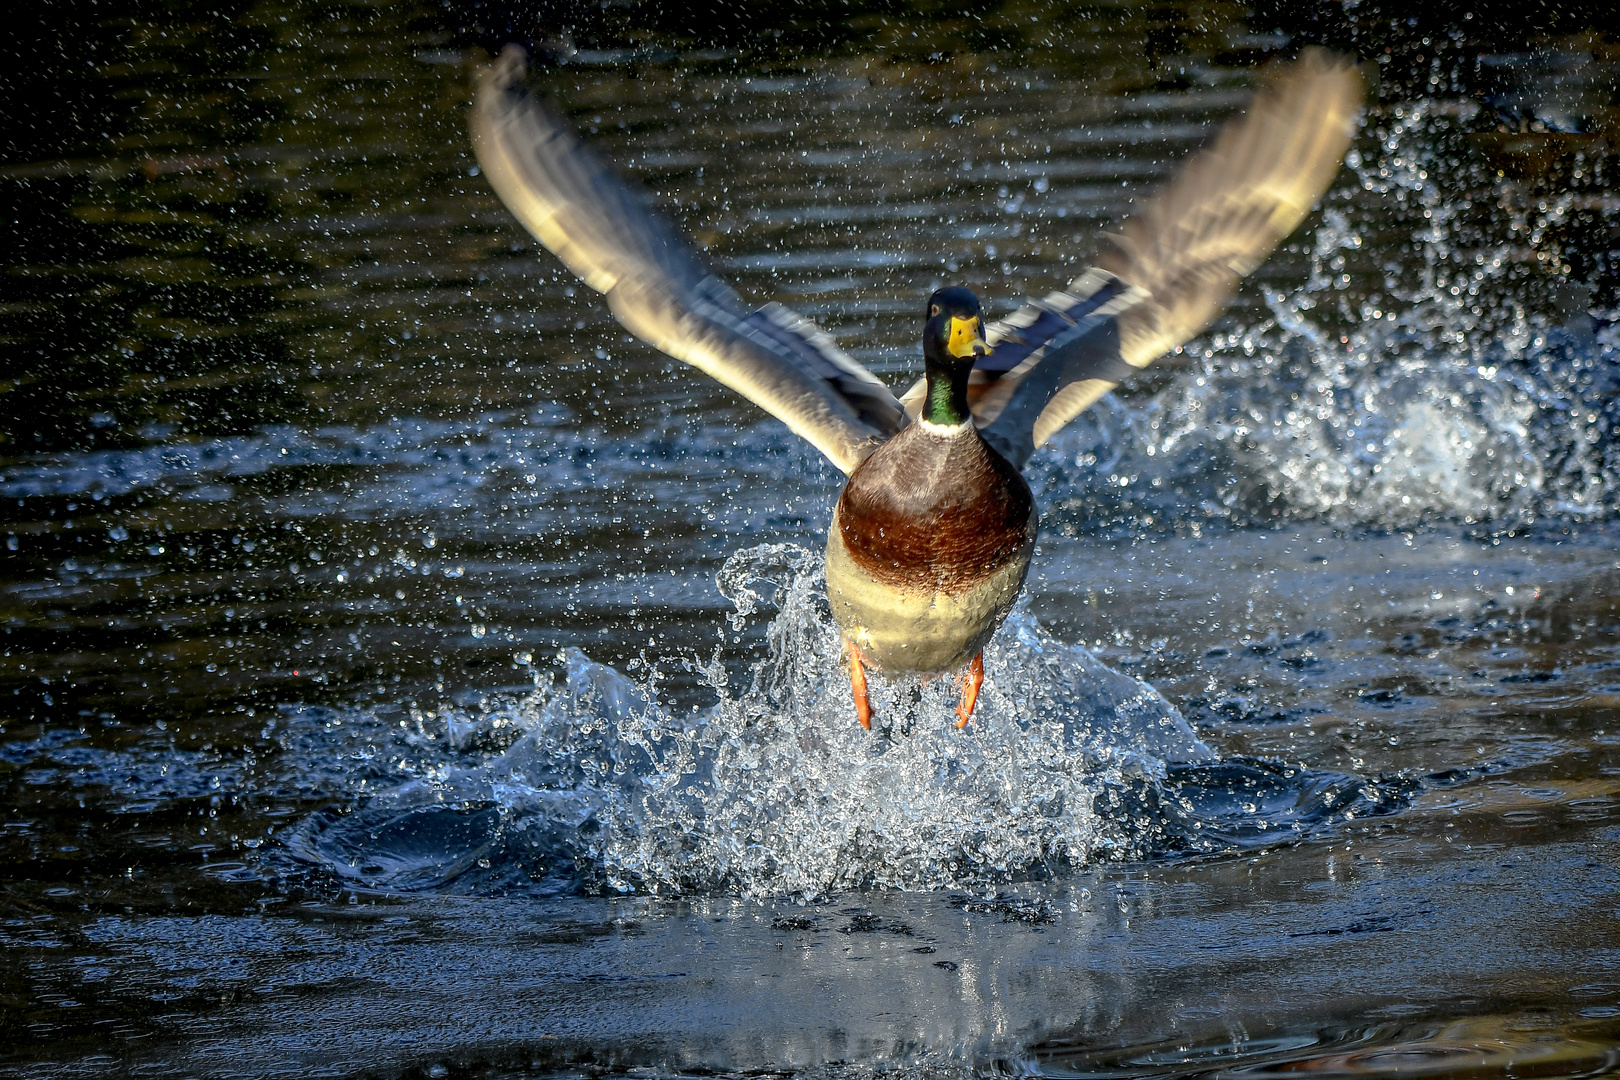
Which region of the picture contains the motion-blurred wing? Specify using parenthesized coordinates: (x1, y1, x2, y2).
(902, 48, 1364, 468)
(471, 45, 905, 474)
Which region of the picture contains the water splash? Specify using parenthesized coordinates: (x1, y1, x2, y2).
(1033, 103, 1619, 533)
(282, 545, 1409, 900)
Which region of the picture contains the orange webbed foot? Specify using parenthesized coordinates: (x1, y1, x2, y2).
(955, 653, 984, 729)
(848, 641, 873, 730)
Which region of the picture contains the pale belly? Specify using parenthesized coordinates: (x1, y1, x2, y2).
(823, 504, 1036, 675)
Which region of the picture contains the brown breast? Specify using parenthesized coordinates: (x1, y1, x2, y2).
(835, 424, 1035, 594)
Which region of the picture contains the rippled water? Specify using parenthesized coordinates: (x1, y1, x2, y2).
(4, 1, 1620, 1076)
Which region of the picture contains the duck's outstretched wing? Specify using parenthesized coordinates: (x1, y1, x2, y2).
(471, 45, 905, 474)
(900, 48, 1365, 469)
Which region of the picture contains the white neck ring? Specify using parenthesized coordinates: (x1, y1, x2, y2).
(915, 415, 973, 437)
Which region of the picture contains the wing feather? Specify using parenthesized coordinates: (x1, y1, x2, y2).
(470, 45, 904, 473)
(935, 48, 1364, 468)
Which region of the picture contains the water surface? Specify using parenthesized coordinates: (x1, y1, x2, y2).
(3, 1, 1620, 1076)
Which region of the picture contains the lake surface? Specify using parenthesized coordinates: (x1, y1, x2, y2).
(4, 1, 1620, 1076)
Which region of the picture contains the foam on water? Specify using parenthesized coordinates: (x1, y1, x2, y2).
(281, 545, 1410, 900)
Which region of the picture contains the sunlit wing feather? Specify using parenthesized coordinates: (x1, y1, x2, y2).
(470, 45, 905, 474)
(899, 48, 1364, 468)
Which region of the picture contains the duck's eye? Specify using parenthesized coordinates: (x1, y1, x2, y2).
(930, 304, 940, 316)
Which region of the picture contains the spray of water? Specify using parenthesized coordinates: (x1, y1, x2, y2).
(282, 544, 1412, 900)
(1033, 104, 1618, 532)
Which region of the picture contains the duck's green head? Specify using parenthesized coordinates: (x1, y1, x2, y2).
(924, 286, 991, 366)
(921, 286, 990, 427)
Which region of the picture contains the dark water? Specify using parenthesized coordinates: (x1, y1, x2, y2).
(4, 1, 1620, 1076)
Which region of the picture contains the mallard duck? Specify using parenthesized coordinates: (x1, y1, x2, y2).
(470, 46, 1363, 729)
